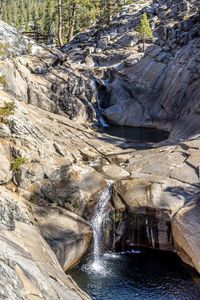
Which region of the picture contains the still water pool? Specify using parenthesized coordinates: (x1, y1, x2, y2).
(100, 126, 169, 144)
(67, 250, 200, 300)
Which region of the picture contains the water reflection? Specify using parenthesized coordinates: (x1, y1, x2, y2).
(67, 250, 200, 300)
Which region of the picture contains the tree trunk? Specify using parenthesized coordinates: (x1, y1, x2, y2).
(67, 3, 76, 42)
(143, 38, 145, 52)
(58, 0, 63, 47)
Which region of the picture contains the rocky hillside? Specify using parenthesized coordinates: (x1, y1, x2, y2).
(0, 0, 200, 298)
(62, 0, 200, 138)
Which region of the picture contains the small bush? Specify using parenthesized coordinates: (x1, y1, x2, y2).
(12, 157, 28, 171)
(73, 201, 78, 209)
(0, 101, 16, 124)
(27, 43, 33, 54)
(0, 43, 8, 56)
(0, 75, 7, 88)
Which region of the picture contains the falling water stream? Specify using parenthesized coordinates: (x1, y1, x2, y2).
(88, 183, 112, 274)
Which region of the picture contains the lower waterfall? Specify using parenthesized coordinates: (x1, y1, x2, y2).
(89, 183, 112, 273)
(67, 187, 200, 299)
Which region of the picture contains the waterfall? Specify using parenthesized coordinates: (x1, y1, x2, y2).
(90, 182, 112, 273)
(146, 217, 155, 248)
(150, 227, 156, 248)
(146, 218, 151, 244)
(90, 79, 109, 128)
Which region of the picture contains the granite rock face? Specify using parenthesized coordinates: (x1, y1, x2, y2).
(0, 23, 96, 124)
(61, 0, 200, 139)
(172, 198, 200, 273)
(102, 39, 200, 138)
(0, 20, 28, 56)
(0, 1, 200, 294)
(34, 206, 93, 271)
(110, 142, 200, 253)
(0, 186, 91, 300)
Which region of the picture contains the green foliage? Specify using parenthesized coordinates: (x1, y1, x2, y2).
(0, 43, 8, 56)
(96, 0, 122, 27)
(0, 76, 7, 88)
(73, 201, 78, 209)
(136, 12, 153, 51)
(110, 211, 123, 223)
(0, 0, 131, 42)
(0, 101, 16, 123)
(27, 43, 33, 54)
(12, 157, 28, 170)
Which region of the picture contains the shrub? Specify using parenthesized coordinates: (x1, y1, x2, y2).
(0, 75, 7, 88)
(0, 43, 8, 56)
(73, 201, 78, 209)
(12, 157, 28, 171)
(27, 43, 33, 54)
(0, 101, 16, 124)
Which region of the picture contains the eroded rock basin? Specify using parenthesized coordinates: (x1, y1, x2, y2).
(67, 250, 200, 300)
(99, 125, 169, 144)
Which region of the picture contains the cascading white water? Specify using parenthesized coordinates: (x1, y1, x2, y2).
(90, 183, 112, 273)
(146, 218, 151, 244)
(90, 79, 109, 128)
(146, 217, 155, 248)
(150, 227, 156, 248)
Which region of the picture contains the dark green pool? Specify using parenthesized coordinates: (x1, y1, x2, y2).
(67, 250, 200, 300)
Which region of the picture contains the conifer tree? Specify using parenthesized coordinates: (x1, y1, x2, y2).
(43, 0, 55, 33)
(98, 0, 123, 26)
(58, 0, 63, 46)
(25, 0, 31, 30)
(136, 13, 153, 52)
(0, 0, 136, 45)
(32, 1, 41, 31)
(11, 0, 18, 27)
(1, 5, 8, 24)
(18, 0, 27, 28)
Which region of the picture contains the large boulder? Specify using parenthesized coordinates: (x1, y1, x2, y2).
(117, 32, 138, 47)
(34, 206, 93, 271)
(16, 162, 107, 216)
(0, 186, 91, 300)
(172, 198, 200, 274)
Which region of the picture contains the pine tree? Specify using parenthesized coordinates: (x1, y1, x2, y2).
(58, 0, 63, 46)
(1, 4, 8, 24)
(0, 0, 136, 45)
(136, 13, 153, 52)
(43, 0, 55, 33)
(7, 4, 12, 25)
(98, 0, 122, 26)
(32, 1, 41, 31)
(11, 0, 18, 27)
(25, 0, 31, 30)
(18, 0, 27, 29)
